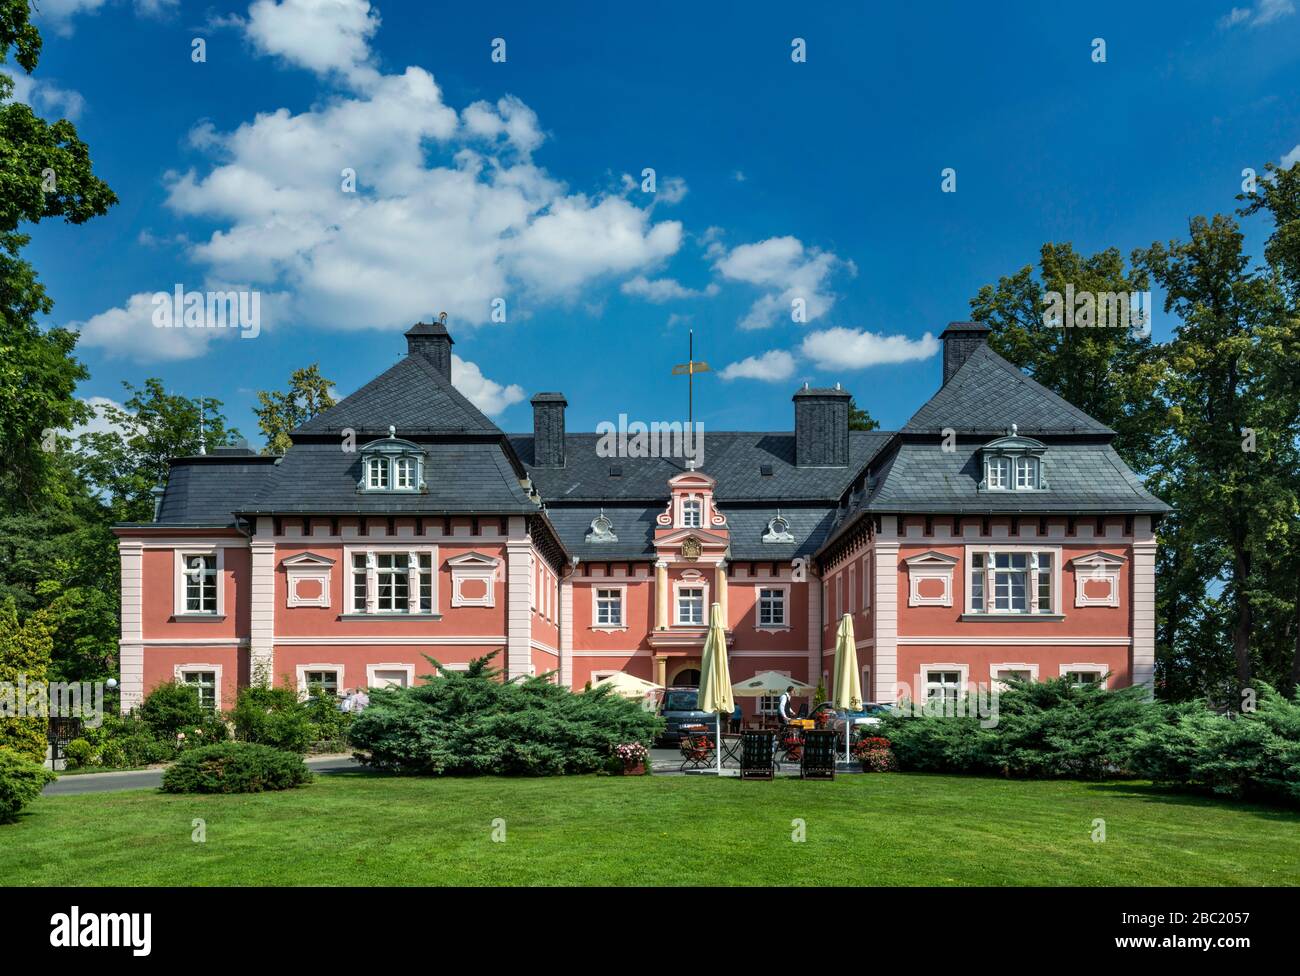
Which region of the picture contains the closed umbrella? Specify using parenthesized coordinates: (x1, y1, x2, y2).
(696, 602, 734, 775)
(832, 613, 862, 762)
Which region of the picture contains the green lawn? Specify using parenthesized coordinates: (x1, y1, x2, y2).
(4, 771, 1298, 885)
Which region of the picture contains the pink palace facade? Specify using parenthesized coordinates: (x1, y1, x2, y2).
(114, 319, 1168, 714)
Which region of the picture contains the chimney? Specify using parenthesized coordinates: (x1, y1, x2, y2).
(531, 392, 567, 467)
(940, 321, 991, 385)
(405, 316, 454, 380)
(793, 384, 851, 467)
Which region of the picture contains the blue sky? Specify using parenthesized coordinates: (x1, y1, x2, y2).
(15, 0, 1300, 444)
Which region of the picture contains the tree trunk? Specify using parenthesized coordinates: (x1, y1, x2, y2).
(1231, 547, 1253, 692)
(1290, 581, 1300, 697)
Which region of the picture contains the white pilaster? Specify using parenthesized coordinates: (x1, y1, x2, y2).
(559, 572, 574, 689)
(654, 560, 668, 630)
(1131, 515, 1157, 695)
(249, 517, 277, 687)
(506, 516, 534, 680)
(118, 539, 144, 714)
(874, 516, 900, 704)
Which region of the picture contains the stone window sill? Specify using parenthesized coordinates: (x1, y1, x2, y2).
(170, 614, 226, 622)
(959, 613, 1065, 622)
(337, 613, 442, 620)
(591, 626, 628, 633)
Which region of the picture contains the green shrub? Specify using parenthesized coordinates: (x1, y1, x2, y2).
(0, 599, 53, 762)
(0, 746, 55, 822)
(303, 686, 352, 749)
(63, 738, 97, 769)
(138, 681, 208, 739)
(877, 677, 1159, 779)
(232, 686, 315, 753)
(1128, 683, 1300, 806)
(160, 742, 312, 794)
(349, 653, 663, 776)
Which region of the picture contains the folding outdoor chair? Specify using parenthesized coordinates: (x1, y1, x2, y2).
(800, 729, 838, 780)
(678, 729, 715, 771)
(739, 729, 776, 780)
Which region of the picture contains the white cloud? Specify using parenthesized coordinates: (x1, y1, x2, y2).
(800, 328, 940, 370)
(32, 0, 109, 36)
(461, 96, 545, 154)
(658, 176, 688, 205)
(1219, 0, 1295, 28)
(65, 396, 130, 442)
(714, 235, 851, 330)
(620, 275, 718, 302)
(451, 355, 525, 416)
(732, 171, 746, 182)
(135, 0, 179, 16)
(1282, 144, 1300, 168)
(244, 0, 380, 80)
(69, 292, 224, 362)
(1, 67, 85, 121)
(719, 349, 797, 382)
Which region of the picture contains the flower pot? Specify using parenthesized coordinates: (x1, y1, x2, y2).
(621, 760, 646, 776)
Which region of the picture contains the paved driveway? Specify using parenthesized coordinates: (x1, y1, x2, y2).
(41, 755, 361, 796)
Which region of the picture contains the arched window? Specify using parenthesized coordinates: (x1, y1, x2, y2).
(985, 456, 1011, 490)
(1015, 456, 1039, 490)
(394, 457, 415, 489)
(367, 457, 388, 489)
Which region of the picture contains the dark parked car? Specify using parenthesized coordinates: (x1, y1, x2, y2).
(809, 701, 891, 736)
(656, 687, 719, 745)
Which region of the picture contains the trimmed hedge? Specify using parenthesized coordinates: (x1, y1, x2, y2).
(160, 742, 311, 794)
(349, 653, 662, 776)
(0, 746, 56, 822)
(874, 678, 1300, 807)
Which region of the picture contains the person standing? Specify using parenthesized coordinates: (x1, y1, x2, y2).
(777, 685, 797, 723)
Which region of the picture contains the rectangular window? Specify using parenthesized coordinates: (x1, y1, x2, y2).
(758, 588, 785, 627)
(1015, 456, 1038, 489)
(986, 456, 1010, 489)
(971, 553, 985, 611)
(925, 670, 961, 706)
(180, 670, 217, 710)
(682, 499, 702, 528)
(304, 670, 339, 696)
(1036, 552, 1052, 613)
(375, 553, 408, 611)
(1066, 670, 1102, 687)
(183, 554, 217, 613)
(992, 552, 1029, 611)
(862, 558, 871, 609)
(367, 457, 388, 489)
(848, 565, 856, 614)
(394, 457, 415, 489)
(418, 554, 432, 611)
(352, 554, 367, 609)
(596, 588, 623, 626)
(677, 586, 704, 625)
(758, 694, 780, 715)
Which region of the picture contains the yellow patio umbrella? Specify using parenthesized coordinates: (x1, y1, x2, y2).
(593, 671, 661, 710)
(696, 602, 734, 775)
(832, 613, 862, 762)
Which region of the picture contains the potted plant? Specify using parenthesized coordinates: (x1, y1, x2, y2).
(614, 742, 649, 775)
(852, 735, 897, 772)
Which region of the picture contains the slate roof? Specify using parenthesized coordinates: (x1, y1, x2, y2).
(862, 441, 1169, 515)
(511, 430, 892, 503)
(295, 353, 500, 437)
(154, 454, 277, 527)
(245, 441, 536, 515)
(903, 344, 1114, 436)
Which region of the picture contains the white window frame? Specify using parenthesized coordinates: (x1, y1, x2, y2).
(394, 456, 417, 490)
(680, 496, 703, 529)
(674, 580, 707, 626)
(592, 584, 627, 630)
(366, 662, 417, 688)
(1071, 552, 1125, 608)
(174, 663, 223, 710)
(985, 455, 1011, 490)
(965, 545, 1061, 615)
(862, 556, 871, 610)
(905, 551, 958, 607)
(989, 662, 1040, 690)
(344, 544, 438, 615)
(755, 584, 790, 631)
(296, 664, 344, 697)
(1060, 664, 1109, 688)
(920, 664, 969, 706)
(847, 564, 857, 614)
(174, 548, 224, 617)
(1014, 456, 1039, 490)
(366, 456, 389, 489)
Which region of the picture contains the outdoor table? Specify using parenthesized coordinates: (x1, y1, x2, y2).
(720, 733, 744, 767)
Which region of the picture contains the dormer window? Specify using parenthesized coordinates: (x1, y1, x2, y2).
(682, 498, 702, 528)
(979, 431, 1048, 493)
(357, 435, 425, 493)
